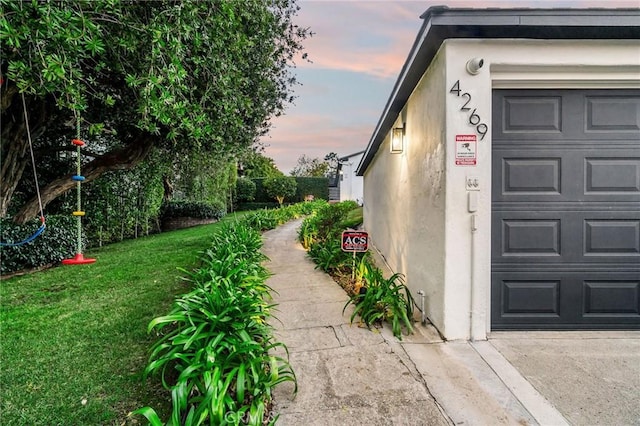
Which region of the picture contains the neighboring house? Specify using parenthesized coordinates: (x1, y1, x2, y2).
(338, 150, 365, 204)
(327, 174, 340, 202)
(356, 7, 640, 340)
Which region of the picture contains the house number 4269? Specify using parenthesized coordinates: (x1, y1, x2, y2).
(449, 80, 488, 140)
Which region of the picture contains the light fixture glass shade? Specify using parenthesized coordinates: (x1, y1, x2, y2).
(391, 126, 404, 153)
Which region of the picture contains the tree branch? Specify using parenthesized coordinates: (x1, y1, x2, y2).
(13, 133, 155, 224)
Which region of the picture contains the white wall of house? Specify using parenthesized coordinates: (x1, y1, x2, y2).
(339, 152, 364, 204)
(363, 38, 640, 340)
(364, 48, 448, 331)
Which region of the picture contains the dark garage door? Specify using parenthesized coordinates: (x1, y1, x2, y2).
(492, 89, 640, 329)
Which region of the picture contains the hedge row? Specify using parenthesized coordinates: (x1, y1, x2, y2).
(1, 200, 226, 276)
(0, 216, 82, 275)
(251, 177, 329, 203)
(160, 200, 226, 221)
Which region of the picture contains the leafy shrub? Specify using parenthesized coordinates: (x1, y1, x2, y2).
(160, 200, 226, 220)
(299, 201, 356, 247)
(298, 217, 318, 250)
(237, 201, 326, 233)
(308, 238, 352, 273)
(241, 210, 279, 232)
(235, 177, 256, 202)
(236, 202, 281, 211)
(0, 215, 82, 275)
(343, 266, 415, 339)
(297, 199, 327, 216)
(133, 221, 295, 425)
(263, 177, 297, 205)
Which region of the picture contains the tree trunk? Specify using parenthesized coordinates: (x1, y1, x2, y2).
(0, 89, 50, 217)
(162, 174, 174, 202)
(13, 133, 155, 224)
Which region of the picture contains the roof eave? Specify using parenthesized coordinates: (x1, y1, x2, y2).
(355, 7, 640, 176)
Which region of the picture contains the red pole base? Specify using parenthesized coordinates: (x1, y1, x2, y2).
(62, 253, 96, 265)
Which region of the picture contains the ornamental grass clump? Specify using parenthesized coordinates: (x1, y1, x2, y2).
(131, 222, 296, 426)
(343, 265, 415, 339)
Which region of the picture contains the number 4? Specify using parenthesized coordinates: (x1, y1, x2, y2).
(449, 80, 461, 96)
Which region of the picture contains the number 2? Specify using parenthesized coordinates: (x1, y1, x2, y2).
(460, 93, 471, 111)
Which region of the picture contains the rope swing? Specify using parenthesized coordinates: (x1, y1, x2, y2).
(0, 92, 46, 247)
(62, 114, 96, 265)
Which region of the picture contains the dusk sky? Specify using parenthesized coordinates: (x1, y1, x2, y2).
(259, 0, 638, 174)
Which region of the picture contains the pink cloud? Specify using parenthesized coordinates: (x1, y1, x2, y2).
(263, 112, 372, 173)
(295, 1, 426, 79)
(295, 0, 639, 79)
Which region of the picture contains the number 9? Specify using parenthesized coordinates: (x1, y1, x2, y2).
(477, 123, 487, 140)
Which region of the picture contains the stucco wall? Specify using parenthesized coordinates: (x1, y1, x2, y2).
(364, 48, 448, 332)
(339, 153, 364, 204)
(363, 38, 639, 341)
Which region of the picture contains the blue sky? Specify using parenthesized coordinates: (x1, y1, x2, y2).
(260, 0, 638, 174)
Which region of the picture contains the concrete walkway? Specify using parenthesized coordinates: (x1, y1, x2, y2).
(263, 219, 640, 426)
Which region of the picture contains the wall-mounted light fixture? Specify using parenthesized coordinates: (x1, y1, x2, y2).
(390, 123, 405, 154)
(466, 58, 484, 75)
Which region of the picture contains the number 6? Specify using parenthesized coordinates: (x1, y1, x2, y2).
(469, 109, 481, 125)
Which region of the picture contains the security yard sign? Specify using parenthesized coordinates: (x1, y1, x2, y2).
(455, 134, 477, 166)
(341, 230, 368, 252)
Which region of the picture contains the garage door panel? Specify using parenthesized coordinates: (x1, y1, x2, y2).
(493, 149, 639, 202)
(501, 157, 561, 193)
(499, 219, 561, 257)
(492, 89, 640, 330)
(584, 219, 640, 256)
(494, 211, 640, 264)
(493, 273, 640, 328)
(500, 279, 561, 316)
(493, 151, 571, 202)
(585, 157, 640, 193)
(585, 96, 640, 132)
(502, 95, 563, 133)
(583, 280, 640, 316)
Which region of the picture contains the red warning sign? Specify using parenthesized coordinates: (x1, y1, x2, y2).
(455, 134, 477, 166)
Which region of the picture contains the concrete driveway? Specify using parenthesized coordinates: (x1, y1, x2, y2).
(487, 331, 640, 426)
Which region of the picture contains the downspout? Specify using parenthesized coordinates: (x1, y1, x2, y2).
(467, 186, 479, 341)
(470, 213, 478, 341)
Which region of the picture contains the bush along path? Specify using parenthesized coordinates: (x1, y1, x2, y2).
(131, 202, 325, 425)
(299, 201, 416, 339)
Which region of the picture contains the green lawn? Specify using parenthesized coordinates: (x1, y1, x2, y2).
(1, 214, 246, 425)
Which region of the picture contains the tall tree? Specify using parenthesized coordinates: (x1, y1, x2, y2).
(239, 150, 284, 178)
(1, 0, 309, 223)
(324, 152, 340, 178)
(289, 154, 328, 177)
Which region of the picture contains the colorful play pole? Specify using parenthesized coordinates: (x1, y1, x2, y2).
(62, 118, 96, 265)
